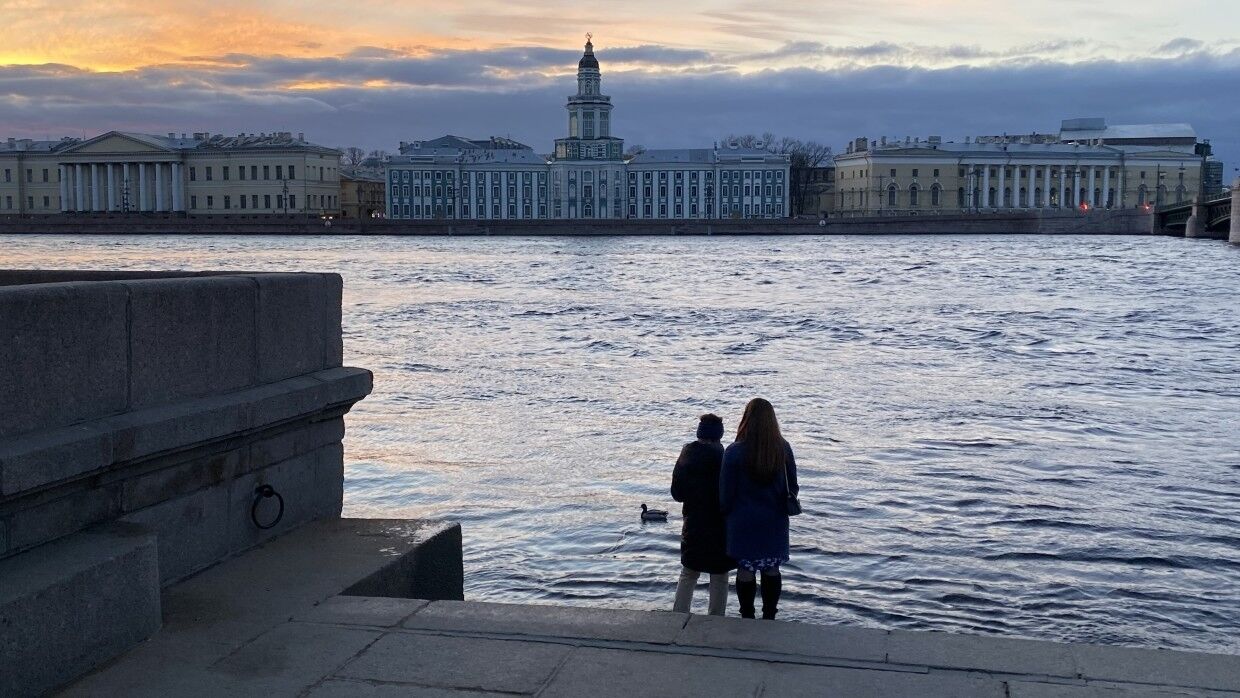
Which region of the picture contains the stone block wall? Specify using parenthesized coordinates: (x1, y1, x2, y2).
(0, 271, 368, 582)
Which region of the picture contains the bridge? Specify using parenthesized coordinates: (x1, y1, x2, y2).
(1155, 186, 1237, 241)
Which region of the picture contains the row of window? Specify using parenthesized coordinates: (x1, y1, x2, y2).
(839, 183, 1187, 209)
(388, 201, 788, 220)
(4, 194, 52, 209)
(844, 166, 1191, 181)
(2, 164, 335, 185)
(3, 168, 52, 183)
(3, 193, 340, 211)
(186, 193, 338, 210)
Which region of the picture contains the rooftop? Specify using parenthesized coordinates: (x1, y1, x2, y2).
(1, 131, 338, 155)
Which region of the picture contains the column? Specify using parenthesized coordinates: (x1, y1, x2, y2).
(1026, 167, 1034, 207)
(58, 165, 69, 212)
(155, 163, 166, 212)
(1118, 168, 1125, 208)
(1073, 168, 1081, 208)
(75, 164, 86, 211)
(996, 164, 1006, 209)
(89, 163, 100, 211)
(139, 163, 149, 211)
(981, 165, 991, 209)
(1087, 166, 1097, 206)
(1042, 165, 1051, 208)
(171, 162, 183, 212)
(963, 163, 973, 210)
(107, 164, 118, 211)
(1102, 166, 1111, 209)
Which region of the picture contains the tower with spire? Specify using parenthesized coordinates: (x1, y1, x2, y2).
(554, 34, 624, 161)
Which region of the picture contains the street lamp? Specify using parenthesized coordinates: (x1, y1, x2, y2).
(1154, 165, 1165, 208)
(281, 178, 290, 214)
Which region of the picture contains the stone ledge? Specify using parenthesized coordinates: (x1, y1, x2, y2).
(1, 522, 160, 697)
(0, 366, 371, 499)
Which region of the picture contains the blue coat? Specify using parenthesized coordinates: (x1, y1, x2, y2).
(719, 439, 798, 562)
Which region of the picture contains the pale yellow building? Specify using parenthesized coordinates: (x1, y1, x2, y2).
(833, 119, 1210, 216)
(0, 131, 341, 215)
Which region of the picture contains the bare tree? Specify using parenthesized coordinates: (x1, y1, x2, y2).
(721, 134, 834, 215)
(624, 144, 646, 158)
(341, 146, 366, 167)
(367, 149, 390, 160)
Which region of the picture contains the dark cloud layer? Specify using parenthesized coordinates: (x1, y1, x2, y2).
(1, 46, 1236, 172)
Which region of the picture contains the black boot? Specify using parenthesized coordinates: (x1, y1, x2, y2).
(736, 579, 757, 619)
(760, 574, 782, 620)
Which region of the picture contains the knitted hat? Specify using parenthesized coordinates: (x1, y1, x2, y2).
(696, 413, 724, 441)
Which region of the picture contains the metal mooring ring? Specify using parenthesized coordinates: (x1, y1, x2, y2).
(251, 484, 285, 530)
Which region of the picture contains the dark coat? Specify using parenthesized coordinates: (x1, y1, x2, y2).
(670, 440, 736, 574)
(720, 439, 798, 562)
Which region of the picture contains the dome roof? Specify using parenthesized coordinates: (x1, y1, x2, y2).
(578, 40, 598, 70)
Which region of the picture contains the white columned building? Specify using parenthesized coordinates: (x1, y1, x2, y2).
(383, 37, 790, 221)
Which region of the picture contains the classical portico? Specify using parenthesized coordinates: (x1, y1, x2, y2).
(57, 133, 185, 213)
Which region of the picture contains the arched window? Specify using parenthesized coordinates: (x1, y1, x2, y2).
(887, 183, 897, 207)
(1106, 189, 1115, 208)
(1003, 187, 1012, 207)
(1156, 184, 1167, 205)
(908, 185, 919, 207)
(957, 187, 965, 207)
(1018, 187, 1027, 207)
(931, 184, 941, 207)
(1175, 185, 1186, 204)
(988, 187, 996, 207)
(1137, 184, 1147, 205)
(1034, 187, 1042, 207)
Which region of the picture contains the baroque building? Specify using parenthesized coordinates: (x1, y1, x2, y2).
(0, 131, 341, 216)
(384, 37, 791, 221)
(833, 119, 1214, 216)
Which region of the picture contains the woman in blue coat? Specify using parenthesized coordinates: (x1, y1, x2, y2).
(720, 398, 798, 619)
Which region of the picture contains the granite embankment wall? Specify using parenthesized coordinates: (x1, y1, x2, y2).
(0, 208, 1157, 235)
(0, 271, 382, 695)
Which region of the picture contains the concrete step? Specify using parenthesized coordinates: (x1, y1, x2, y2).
(1, 522, 160, 697)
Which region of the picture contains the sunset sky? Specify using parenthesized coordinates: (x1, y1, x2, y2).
(1, 1, 1237, 166)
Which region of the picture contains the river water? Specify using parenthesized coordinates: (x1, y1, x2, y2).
(4, 234, 1238, 652)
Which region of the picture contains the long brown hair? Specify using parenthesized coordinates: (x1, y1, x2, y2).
(736, 398, 785, 484)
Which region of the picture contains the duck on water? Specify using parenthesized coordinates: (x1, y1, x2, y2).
(641, 503, 668, 522)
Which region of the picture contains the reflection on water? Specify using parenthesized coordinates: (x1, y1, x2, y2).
(5, 234, 1239, 652)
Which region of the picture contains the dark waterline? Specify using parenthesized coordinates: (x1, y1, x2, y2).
(4, 234, 1238, 653)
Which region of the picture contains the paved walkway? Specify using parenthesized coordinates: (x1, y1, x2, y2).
(60, 522, 1240, 697)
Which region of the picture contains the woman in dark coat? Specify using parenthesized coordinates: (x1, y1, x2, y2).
(720, 398, 798, 619)
(670, 413, 736, 615)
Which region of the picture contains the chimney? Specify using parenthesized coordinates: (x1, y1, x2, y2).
(168, 132, 176, 138)
(298, 132, 304, 142)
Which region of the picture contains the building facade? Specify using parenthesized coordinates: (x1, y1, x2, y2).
(340, 167, 385, 218)
(833, 119, 1212, 216)
(0, 131, 341, 215)
(384, 38, 790, 221)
